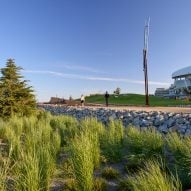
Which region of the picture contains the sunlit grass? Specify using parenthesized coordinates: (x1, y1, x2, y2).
(0, 112, 190, 191)
(124, 126, 164, 169)
(70, 133, 94, 191)
(166, 133, 191, 188)
(119, 159, 182, 191)
(101, 120, 124, 162)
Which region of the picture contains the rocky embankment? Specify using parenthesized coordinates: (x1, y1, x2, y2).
(39, 105, 191, 136)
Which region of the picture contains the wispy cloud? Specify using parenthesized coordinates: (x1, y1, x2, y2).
(24, 70, 170, 86)
(54, 63, 106, 74)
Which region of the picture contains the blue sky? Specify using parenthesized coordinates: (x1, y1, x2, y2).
(0, 0, 191, 101)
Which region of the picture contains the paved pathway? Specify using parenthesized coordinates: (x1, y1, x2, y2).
(84, 105, 191, 113)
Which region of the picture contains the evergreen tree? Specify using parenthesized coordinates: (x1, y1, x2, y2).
(0, 59, 36, 118)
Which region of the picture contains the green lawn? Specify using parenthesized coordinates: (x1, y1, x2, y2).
(85, 93, 191, 107)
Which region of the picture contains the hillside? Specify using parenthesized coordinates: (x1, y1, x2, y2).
(85, 93, 191, 107)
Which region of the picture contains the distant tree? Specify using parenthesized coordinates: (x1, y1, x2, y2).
(0, 59, 36, 118)
(114, 87, 121, 96)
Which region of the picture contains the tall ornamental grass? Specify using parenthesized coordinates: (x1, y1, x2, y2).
(70, 128, 100, 191)
(101, 120, 124, 162)
(80, 118, 103, 168)
(70, 119, 104, 191)
(0, 114, 61, 191)
(15, 146, 56, 191)
(0, 150, 13, 191)
(3, 116, 24, 160)
(125, 126, 164, 155)
(119, 159, 182, 191)
(124, 126, 164, 168)
(65, 118, 103, 191)
(50, 115, 78, 146)
(166, 133, 191, 188)
(79, 118, 104, 137)
(15, 151, 40, 191)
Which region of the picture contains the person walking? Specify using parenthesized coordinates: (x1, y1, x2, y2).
(80, 94, 85, 106)
(104, 91, 109, 107)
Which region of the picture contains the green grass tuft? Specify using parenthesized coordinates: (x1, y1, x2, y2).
(93, 177, 107, 191)
(119, 159, 182, 191)
(101, 166, 120, 180)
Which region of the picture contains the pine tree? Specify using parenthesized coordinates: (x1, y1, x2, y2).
(0, 59, 36, 118)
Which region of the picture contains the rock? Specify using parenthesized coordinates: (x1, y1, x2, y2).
(176, 118, 185, 124)
(38, 105, 191, 136)
(159, 124, 168, 134)
(169, 125, 179, 132)
(185, 129, 191, 136)
(154, 117, 164, 126)
(133, 117, 140, 127)
(140, 119, 149, 127)
(177, 125, 187, 134)
(167, 118, 176, 127)
(110, 113, 117, 120)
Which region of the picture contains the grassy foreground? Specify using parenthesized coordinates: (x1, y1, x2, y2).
(85, 93, 190, 106)
(1, 112, 191, 190)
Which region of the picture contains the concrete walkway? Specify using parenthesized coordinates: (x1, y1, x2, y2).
(83, 105, 191, 113)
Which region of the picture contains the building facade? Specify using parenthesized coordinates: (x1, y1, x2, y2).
(172, 66, 191, 97)
(155, 66, 191, 98)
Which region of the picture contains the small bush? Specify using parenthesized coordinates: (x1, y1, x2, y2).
(101, 166, 120, 180)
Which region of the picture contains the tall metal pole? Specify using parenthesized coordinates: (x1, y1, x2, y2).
(143, 19, 150, 106)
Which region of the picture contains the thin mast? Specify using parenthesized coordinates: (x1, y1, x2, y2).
(143, 19, 150, 106)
